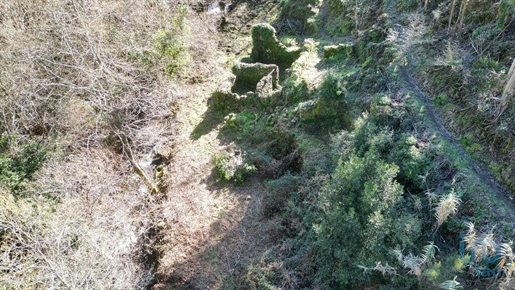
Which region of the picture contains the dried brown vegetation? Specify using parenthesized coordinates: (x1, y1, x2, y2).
(1, 0, 268, 288)
(0, 0, 188, 288)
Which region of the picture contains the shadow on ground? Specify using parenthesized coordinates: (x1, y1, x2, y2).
(189, 95, 224, 141)
(154, 177, 278, 290)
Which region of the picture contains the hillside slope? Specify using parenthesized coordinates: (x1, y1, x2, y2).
(1, 1, 514, 289)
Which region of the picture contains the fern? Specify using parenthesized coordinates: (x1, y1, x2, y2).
(439, 276, 462, 289)
(395, 242, 438, 277)
(434, 189, 460, 229)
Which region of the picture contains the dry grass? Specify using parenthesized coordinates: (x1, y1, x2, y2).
(0, 0, 193, 288)
(145, 7, 279, 288)
(154, 84, 273, 288)
(0, 0, 179, 148)
(0, 0, 319, 288)
(0, 150, 157, 289)
(434, 189, 460, 229)
(394, 242, 438, 278)
(0, 0, 262, 286)
(462, 222, 515, 288)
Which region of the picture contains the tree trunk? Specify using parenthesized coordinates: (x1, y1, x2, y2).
(496, 58, 515, 120)
(502, 58, 515, 100)
(448, 0, 458, 33)
(457, 0, 468, 30)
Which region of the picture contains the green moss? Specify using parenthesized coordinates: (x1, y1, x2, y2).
(322, 43, 355, 59)
(250, 24, 301, 67)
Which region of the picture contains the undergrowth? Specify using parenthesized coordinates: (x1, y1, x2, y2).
(214, 0, 515, 289)
(0, 1, 191, 288)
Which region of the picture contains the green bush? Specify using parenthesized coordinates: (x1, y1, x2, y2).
(299, 73, 353, 132)
(152, 6, 189, 77)
(223, 112, 256, 133)
(0, 135, 46, 194)
(262, 174, 299, 217)
(242, 251, 283, 290)
(311, 149, 422, 288)
(387, 134, 432, 191)
(234, 163, 258, 185)
(213, 152, 233, 181)
(213, 152, 257, 184)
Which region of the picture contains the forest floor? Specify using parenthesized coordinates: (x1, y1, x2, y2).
(153, 1, 515, 288)
(153, 1, 280, 289)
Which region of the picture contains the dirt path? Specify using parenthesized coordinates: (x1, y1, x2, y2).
(155, 83, 274, 289)
(386, 0, 515, 222)
(151, 3, 278, 289)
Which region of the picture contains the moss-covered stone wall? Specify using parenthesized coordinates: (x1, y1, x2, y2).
(249, 23, 301, 67)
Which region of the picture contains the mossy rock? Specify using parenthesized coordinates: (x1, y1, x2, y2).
(250, 23, 301, 67)
(213, 90, 240, 112)
(213, 77, 243, 112)
(280, 0, 319, 34)
(232, 62, 280, 94)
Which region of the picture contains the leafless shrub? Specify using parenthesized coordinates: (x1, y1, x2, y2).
(0, 0, 180, 150)
(358, 261, 398, 276)
(433, 41, 465, 71)
(0, 145, 166, 289)
(386, 12, 428, 61)
(0, 184, 156, 289)
(0, 0, 196, 288)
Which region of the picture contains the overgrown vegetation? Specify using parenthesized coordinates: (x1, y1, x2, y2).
(414, 0, 515, 192)
(0, 135, 46, 195)
(1, 0, 514, 289)
(209, 0, 515, 289)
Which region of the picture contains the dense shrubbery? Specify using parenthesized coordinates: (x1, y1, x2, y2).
(312, 148, 422, 287)
(235, 0, 515, 289)
(415, 0, 515, 192)
(1, 0, 513, 288)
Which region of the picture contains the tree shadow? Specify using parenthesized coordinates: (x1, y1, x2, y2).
(189, 95, 224, 141)
(154, 177, 280, 290)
